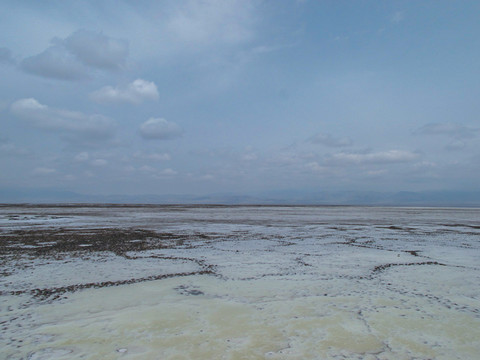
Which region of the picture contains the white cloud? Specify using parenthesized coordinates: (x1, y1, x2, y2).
(200, 174, 214, 180)
(75, 152, 89, 162)
(242, 153, 257, 161)
(21, 30, 128, 80)
(329, 150, 418, 165)
(63, 29, 128, 70)
(445, 140, 466, 151)
(90, 79, 159, 104)
(21, 45, 88, 80)
(11, 98, 116, 140)
(415, 122, 478, 140)
(365, 169, 387, 176)
(391, 11, 405, 24)
(332, 35, 349, 42)
(139, 165, 156, 173)
(33, 167, 56, 175)
(167, 0, 256, 45)
(161, 168, 177, 176)
(133, 151, 171, 161)
(0, 47, 15, 65)
(123, 165, 136, 172)
(309, 133, 353, 147)
(0, 141, 29, 156)
(139, 118, 183, 140)
(414, 161, 437, 169)
(139, 165, 177, 177)
(0, 101, 8, 112)
(91, 159, 107, 167)
(306, 161, 327, 173)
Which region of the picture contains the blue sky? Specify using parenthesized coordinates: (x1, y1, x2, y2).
(1, 0, 479, 197)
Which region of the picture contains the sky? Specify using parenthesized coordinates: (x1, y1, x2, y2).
(1, 0, 479, 198)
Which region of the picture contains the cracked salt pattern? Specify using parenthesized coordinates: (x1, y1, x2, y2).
(0, 205, 479, 359)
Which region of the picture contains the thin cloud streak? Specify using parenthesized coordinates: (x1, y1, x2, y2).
(415, 122, 478, 140)
(328, 150, 419, 165)
(309, 133, 353, 147)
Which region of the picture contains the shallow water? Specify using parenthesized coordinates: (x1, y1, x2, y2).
(1, 205, 479, 359)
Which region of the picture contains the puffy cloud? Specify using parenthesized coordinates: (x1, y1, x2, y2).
(0, 47, 15, 65)
(90, 79, 159, 104)
(139, 118, 183, 140)
(329, 150, 418, 165)
(20, 30, 128, 80)
(415, 122, 478, 140)
(309, 133, 353, 147)
(11, 98, 116, 139)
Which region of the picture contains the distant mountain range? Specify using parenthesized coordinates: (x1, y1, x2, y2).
(1, 187, 480, 207)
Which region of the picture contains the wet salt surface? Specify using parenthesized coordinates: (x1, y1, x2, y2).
(0, 205, 479, 359)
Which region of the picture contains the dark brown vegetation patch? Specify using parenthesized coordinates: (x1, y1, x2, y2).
(0, 227, 219, 300)
(0, 228, 191, 258)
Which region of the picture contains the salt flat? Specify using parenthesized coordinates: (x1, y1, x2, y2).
(0, 205, 479, 359)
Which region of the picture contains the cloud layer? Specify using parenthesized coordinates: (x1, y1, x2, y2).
(11, 98, 116, 139)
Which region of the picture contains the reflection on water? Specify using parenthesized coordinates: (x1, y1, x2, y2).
(1, 205, 479, 359)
